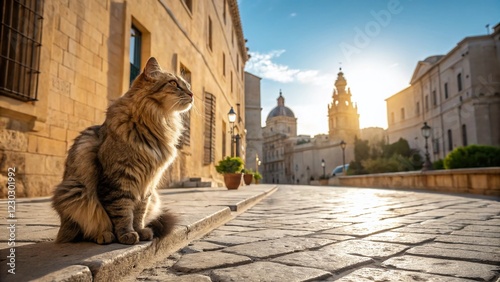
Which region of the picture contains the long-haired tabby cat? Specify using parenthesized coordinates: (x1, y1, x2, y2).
(52, 57, 192, 245)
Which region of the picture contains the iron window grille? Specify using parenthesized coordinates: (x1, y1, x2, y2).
(0, 0, 44, 101)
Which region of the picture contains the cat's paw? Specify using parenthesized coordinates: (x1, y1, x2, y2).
(117, 231, 139, 245)
(137, 227, 154, 241)
(96, 231, 115, 244)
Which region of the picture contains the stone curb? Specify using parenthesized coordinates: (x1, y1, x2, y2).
(0, 185, 277, 281)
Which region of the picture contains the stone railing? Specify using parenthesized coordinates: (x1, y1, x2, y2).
(331, 167, 500, 197)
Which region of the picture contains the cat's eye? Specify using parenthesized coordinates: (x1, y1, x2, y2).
(169, 80, 179, 87)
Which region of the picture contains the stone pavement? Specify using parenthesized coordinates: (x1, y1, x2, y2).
(137, 185, 500, 282)
(0, 184, 277, 281)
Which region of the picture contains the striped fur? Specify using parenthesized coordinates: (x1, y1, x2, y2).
(52, 57, 192, 244)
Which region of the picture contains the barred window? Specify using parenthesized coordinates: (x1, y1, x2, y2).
(0, 0, 44, 101)
(179, 64, 191, 147)
(204, 93, 216, 164)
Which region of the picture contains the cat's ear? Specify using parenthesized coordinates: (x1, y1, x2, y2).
(143, 57, 162, 80)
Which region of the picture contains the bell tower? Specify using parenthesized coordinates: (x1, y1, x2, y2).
(328, 68, 360, 142)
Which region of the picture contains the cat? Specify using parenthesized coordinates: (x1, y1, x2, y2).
(52, 57, 193, 245)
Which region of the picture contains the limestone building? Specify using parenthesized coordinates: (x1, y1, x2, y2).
(244, 72, 263, 175)
(262, 91, 297, 183)
(0, 0, 248, 197)
(386, 23, 500, 161)
(328, 68, 360, 143)
(261, 69, 359, 184)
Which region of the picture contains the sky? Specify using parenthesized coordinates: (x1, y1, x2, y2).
(239, 0, 500, 136)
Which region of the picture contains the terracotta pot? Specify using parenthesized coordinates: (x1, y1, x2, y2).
(223, 173, 242, 190)
(243, 174, 253, 185)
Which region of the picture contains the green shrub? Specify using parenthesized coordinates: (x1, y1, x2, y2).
(443, 145, 500, 169)
(215, 157, 244, 174)
(433, 159, 444, 170)
(361, 157, 400, 174)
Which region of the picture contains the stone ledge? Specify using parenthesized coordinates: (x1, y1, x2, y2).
(335, 167, 500, 197)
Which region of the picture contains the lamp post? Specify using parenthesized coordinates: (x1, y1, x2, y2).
(321, 159, 325, 179)
(255, 154, 260, 173)
(421, 122, 433, 171)
(228, 107, 236, 157)
(340, 140, 346, 175)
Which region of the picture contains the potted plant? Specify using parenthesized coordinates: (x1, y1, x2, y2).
(253, 172, 262, 184)
(215, 157, 244, 189)
(241, 169, 254, 186)
(319, 175, 329, 186)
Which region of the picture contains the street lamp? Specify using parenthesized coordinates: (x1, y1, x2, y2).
(228, 107, 236, 156)
(321, 159, 325, 179)
(255, 154, 261, 173)
(421, 122, 433, 171)
(340, 140, 346, 175)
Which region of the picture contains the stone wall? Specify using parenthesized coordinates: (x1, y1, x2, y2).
(334, 167, 500, 197)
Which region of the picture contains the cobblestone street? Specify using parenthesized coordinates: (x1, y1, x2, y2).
(137, 185, 500, 281)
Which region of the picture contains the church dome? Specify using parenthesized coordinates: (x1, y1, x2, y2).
(266, 90, 295, 121)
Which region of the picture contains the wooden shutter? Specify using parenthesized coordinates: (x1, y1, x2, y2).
(204, 93, 216, 164)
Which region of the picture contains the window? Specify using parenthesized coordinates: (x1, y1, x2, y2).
(462, 124, 467, 146)
(0, 0, 44, 101)
(182, 0, 193, 13)
(457, 73, 462, 92)
(416, 102, 420, 115)
(444, 83, 449, 99)
(222, 121, 226, 158)
(390, 112, 395, 124)
(447, 129, 453, 152)
(400, 108, 405, 120)
(130, 25, 142, 85)
(230, 71, 233, 93)
(432, 90, 437, 106)
(433, 139, 440, 154)
(222, 0, 227, 24)
(222, 52, 225, 76)
(425, 95, 429, 111)
(179, 64, 192, 146)
(207, 17, 213, 51)
(204, 93, 216, 164)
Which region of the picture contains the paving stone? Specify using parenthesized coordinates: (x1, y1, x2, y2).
(216, 225, 262, 232)
(271, 249, 373, 273)
(223, 237, 333, 259)
(435, 234, 500, 246)
(462, 224, 500, 233)
(210, 261, 331, 282)
(364, 231, 436, 244)
(322, 239, 409, 259)
(309, 234, 355, 241)
(204, 235, 265, 246)
(427, 242, 500, 254)
(451, 230, 500, 238)
(182, 241, 225, 253)
(336, 267, 474, 282)
(137, 273, 211, 282)
(322, 221, 404, 236)
(382, 255, 500, 281)
(172, 251, 252, 273)
(406, 244, 500, 264)
(393, 226, 458, 235)
(234, 228, 312, 239)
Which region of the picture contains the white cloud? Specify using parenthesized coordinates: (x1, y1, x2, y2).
(289, 12, 297, 17)
(245, 50, 331, 85)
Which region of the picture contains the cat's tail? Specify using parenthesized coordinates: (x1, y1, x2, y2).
(146, 210, 177, 239)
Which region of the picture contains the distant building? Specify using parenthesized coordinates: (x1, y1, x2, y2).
(262, 91, 297, 183)
(386, 23, 500, 161)
(261, 69, 359, 184)
(244, 72, 263, 175)
(328, 69, 360, 144)
(0, 0, 248, 197)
